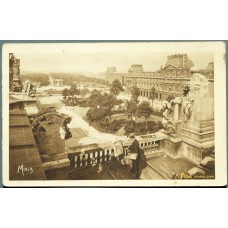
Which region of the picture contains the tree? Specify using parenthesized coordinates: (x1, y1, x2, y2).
(62, 88, 69, 99)
(110, 79, 123, 98)
(21, 73, 50, 86)
(88, 90, 103, 107)
(131, 86, 140, 102)
(100, 93, 114, 106)
(69, 84, 80, 98)
(99, 93, 116, 122)
(126, 99, 138, 129)
(137, 101, 153, 131)
(86, 92, 116, 123)
(149, 87, 158, 111)
(81, 88, 89, 97)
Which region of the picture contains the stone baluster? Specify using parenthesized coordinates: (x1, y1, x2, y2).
(106, 149, 111, 161)
(94, 151, 100, 164)
(101, 150, 105, 163)
(69, 154, 74, 169)
(81, 154, 86, 167)
(99, 151, 102, 163)
(87, 153, 92, 167)
(104, 150, 108, 162)
(111, 148, 115, 157)
(76, 155, 81, 168)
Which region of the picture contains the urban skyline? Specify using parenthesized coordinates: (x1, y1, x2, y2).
(17, 52, 213, 74)
(8, 43, 214, 74)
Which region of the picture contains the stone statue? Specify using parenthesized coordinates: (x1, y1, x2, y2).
(161, 96, 184, 135)
(161, 100, 176, 134)
(182, 84, 193, 123)
(24, 81, 36, 97)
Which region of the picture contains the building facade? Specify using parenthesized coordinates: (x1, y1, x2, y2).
(105, 67, 126, 85)
(49, 76, 63, 86)
(123, 54, 214, 100)
(125, 64, 163, 99)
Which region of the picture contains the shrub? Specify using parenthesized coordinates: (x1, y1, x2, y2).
(151, 110, 162, 117)
(109, 119, 127, 132)
(124, 120, 163, 135)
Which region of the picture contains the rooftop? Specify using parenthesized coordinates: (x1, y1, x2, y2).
(207, 62, 214, 70)
(164, 54, 194, 69)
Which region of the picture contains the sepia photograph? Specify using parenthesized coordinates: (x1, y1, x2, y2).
(2, 41, 227, 186)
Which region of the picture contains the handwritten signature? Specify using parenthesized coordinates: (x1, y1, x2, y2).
(17, 164, 33, 176)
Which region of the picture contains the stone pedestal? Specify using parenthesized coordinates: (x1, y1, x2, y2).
(181, 73, 214, 163)
(159, 72, 215, 165)
(180, 141, 214, 165)
(182, 120, 214, 146)
(159, 132, 182, 159)
(173, 120, 182, 136)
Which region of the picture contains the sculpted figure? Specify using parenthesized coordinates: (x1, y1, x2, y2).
(182, 84, 193, 123)
(24, 81, 36, 97)
(161, 100, 176, 134)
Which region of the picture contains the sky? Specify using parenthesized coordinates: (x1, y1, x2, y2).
(6, 42, 215, 74)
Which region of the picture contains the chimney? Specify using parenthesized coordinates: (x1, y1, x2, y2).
(183, 54, 187, 68)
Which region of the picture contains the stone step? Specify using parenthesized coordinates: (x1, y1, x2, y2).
(144, 150, 165, 160)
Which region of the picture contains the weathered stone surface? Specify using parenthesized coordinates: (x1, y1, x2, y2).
(9, 109, 46, 180)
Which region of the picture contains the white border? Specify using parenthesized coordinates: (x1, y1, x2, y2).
(2, 41, 227, 187)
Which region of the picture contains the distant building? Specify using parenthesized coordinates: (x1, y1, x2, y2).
(199, 62, 214, 80)
(125, 64, 162, 98)
(159, 54, 194, 100)
(49, 76, 63, 86)
(124, 54, 214, 100)
(105, 67, 126, 85)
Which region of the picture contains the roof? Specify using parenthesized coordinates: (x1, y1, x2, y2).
(106, 67, 117, 74)
(207, 62, 214, 70)
(128, 64, 144, 73)
(164, 54, 194, 69)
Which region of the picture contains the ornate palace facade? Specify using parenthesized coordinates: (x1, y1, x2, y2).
(105, 54, 214, 100)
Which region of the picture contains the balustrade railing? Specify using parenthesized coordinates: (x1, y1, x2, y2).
(66, 134, 165, 176)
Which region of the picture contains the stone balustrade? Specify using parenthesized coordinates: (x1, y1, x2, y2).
(66, 133, 166, 178)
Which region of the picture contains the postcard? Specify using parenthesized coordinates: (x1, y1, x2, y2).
(1, 41, 227, 187)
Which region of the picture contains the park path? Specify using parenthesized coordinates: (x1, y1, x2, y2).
(57, 106, 127, 146)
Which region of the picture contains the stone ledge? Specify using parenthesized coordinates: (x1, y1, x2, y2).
(159, 131, 182, 143)
(182, 127, 214, 136)
(40, 152, 68, 162)
(42, 158, 70, 171)
(182, 137, 214, 149)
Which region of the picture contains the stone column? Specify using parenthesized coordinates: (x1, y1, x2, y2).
(173, 103, 179, 121)
(172, 97, 182, 121)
